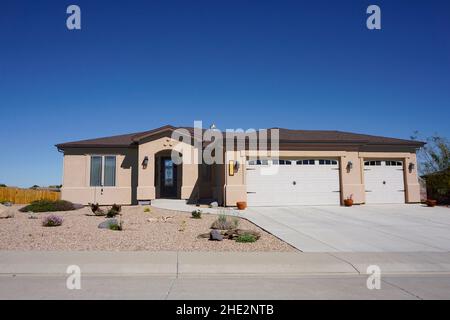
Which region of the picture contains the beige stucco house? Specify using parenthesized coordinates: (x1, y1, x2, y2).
(56, 125, 424, 207)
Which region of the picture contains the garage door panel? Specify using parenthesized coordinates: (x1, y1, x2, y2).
(246, 159, 340, 206)
(364, 160, 405, 204)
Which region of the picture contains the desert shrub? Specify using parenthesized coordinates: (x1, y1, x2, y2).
(20, 200, 75, 213)
(108, 221, 123, 231)
(232, 217, 240, 228)
(235, 233, 257, 243)
(90, 203, 100, 213)
(111, 204, 121, 213)
(211, 214, 234, 230)
(42, 215, 63, 227)
(144, 207, 151, 213)
(106, 208, 120, 218)
(191, 209, 202, 219)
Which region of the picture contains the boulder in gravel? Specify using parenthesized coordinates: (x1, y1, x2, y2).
(209, 229, 223, 241)
(209, 201, 218, 208)
(98, 218, 119, 229)
(73, 203, 84, 210)
(197, 233, 211, 239)
(0, 205, 13, 219)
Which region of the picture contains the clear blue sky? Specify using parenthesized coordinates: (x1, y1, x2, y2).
(1, 0, 449, 187)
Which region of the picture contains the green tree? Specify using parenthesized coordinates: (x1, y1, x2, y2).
(412, 132, 450, 204)
(411, 132, 450, 175)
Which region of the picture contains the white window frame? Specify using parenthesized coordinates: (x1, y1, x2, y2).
(90, 155, 117, 187)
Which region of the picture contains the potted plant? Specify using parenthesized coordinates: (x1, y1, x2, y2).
(236, 201, 247, 210)
(426, 199, 437, 207)
(344, 194, 354, 207)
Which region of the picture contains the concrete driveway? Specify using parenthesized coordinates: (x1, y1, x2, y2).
(244, 205, 450, 252)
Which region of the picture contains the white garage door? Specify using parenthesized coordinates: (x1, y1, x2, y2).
(246, 159, 341, 206)
(364, 160, 405, 204)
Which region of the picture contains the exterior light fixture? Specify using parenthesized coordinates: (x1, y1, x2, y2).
(408, 162, 415, 172)
(142, 156, 149, 169)
(229, 160, 235, 176)
(346, 161, 353, 172)
(234, 161, 240, 173)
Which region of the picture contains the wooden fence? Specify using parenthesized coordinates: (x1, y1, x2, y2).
(0, 187, 61, 204)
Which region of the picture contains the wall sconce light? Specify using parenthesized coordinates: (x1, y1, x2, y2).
(346, 161, 353, 172)
(234, 161, 240, 173)
(142, 156, 149, 169)
(408, 162, 415, 173)
(229, 160, 235, 176)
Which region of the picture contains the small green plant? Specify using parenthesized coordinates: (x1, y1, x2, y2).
(144, 207, 151, 213)
(108, 221, 123, 231)
(191, 209, 202, 219)
(236, 233, 257, 243)
(106, 204, 121, 218)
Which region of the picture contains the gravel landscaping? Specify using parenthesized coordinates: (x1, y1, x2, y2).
(0, 205, 295, 251)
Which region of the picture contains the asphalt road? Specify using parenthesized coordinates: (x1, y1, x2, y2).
(1, 274, 450, 300)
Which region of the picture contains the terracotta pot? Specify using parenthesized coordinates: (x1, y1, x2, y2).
(236, 201, 247, 210)
(426, 199, 437, 207)
(344, 199, 353, 207)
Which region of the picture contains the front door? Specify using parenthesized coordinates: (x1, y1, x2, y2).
(160, 157, 177, 198)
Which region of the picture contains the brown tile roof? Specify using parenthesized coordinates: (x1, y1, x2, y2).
(55, 125, 424, 149)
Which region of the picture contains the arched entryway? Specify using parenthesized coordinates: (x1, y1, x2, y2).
(155, 150, 182, 199)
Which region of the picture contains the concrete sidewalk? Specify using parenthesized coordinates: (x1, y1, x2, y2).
(2, 251, 450, 276)
(150, 199, 240, 215)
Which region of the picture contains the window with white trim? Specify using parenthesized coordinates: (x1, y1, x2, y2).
(318, 159, 338, 165)
(296, 159, 315, 165)
(364, 160, 381, 166)
(272, 159, 292, 165)
(90, 155, 116, 187)
(385, 161, 403, 166)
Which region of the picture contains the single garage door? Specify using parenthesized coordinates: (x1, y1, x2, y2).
(246, 159, 340, 206)
(364, 160, 405, 204)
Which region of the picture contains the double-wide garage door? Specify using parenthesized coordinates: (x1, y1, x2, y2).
(246, 159, 340, 206)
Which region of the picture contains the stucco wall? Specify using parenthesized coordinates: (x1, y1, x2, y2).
(223, 150, 421, 206)
(136, 135, 200, 201)
(61, 147, 137, 205)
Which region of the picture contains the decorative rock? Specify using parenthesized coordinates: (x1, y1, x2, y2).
(98, 218, 118, 229)
(0, 205, 12, 219)
(73, 203, 84, 210)
(209, 229, 223, 241)
(197, 233, 211, 239)
(209, 201, 219, 208)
